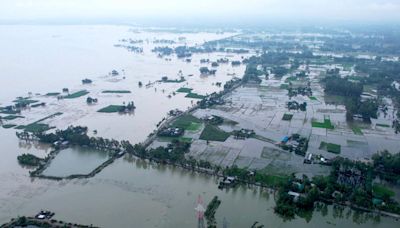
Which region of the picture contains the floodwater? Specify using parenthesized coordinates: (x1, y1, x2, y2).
(0, 25, 399, 227)
(42, 147, 109, 177)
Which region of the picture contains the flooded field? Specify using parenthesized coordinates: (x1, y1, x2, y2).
(0, 25, 399, 227)
(42, 147, 109, 177)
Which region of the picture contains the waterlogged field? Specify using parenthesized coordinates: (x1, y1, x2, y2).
(42, 147, 109, 177)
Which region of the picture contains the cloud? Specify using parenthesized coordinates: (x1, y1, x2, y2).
(0, 0, 399, 23)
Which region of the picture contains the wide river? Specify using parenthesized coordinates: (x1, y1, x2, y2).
(0, 25, 398, 227)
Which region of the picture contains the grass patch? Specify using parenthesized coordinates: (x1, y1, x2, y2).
(185, 92, 206, 99)
(64, 90, 89, 99)
(312, 118, 334, 129)
(2, 124, 17, 129)
(280, 84, 289, 90)
(376, 123, 390, 128)
(176, 87, 193, 93)
(0, 108, 20, 114)
(97, 105, 125, 113)
(285, 76, 297, 83)
(158, 136, 192, 143)
(163, 79, 185, 83)
(45, 92, 60, 96)
(171, 114, 202, 131)
(102, 90, 131, 94)
(1, 115, 24, 120)
(255, 172, 290, 187)
(23, 123, 54, 133)
(319, 141, 341, 154)
(199, 124, 230, 142)
(351, 125, 363, 135)
(372, 184, 395, 199)
(13, 98, 39, 106)
(16, 112, 62, 133)
(282, 113, 293, 121)
(309, 96, 318, 101)
(31, 103, 45, 108)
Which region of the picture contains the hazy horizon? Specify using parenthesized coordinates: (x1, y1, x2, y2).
(1, 0, 400, 26)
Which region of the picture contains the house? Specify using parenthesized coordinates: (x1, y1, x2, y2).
(111, 70, 119, 76)
(288, 191, 300, 202)
(281, 136, 289, 144)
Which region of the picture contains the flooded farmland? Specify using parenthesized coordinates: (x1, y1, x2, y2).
(0, 25, 399, 227)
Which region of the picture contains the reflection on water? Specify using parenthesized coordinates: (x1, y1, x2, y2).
(42, 147, 109, 177)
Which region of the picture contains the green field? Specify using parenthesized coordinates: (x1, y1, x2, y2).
(185, 93, 206, 99)
(1, 115, 24, 120)
(255, 172, 290, 187)
(163, 79, 185, 83)
(284, 76, 297, 83)
(372, 184, 395, 199)
(319, 142, 341, 154)
(13, 98, 39, 106)
(282, 113, 293, 121)
(22, 123, 54, 133)
(176, 87, 193, 93)
(199, 124, 230, 142)
(158, 136, 193, 143)
(16, 112, 62, 133)
(98, 105, 125, 113)
(280, 84, 289, 90)
(102, 90, 131, 94)
(312, 118, 334, 129)
(64, 90, 89, 99)
(0, 107, 20, 114)
(45, 92, 61, 96)
(351, 125, 363, 135)
(172, 114, 202, 131)
(2, 124, 17, 129)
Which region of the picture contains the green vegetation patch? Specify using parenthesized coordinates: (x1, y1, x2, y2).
(158, 136, 192, 143)
(30, 103, 44, 108)
(372, 184, 395, 200)
(285, 76, 297, 83)
(171, 114, 202, 131)
(64, 90, 89, 99)
(282, 113, 293, 121)
(102, 90, 131, 94)
(312, 118, 334, 129)
(319, 141, 341, 154)
(45, 92, 60, 96)
(376, 123, 390, 128)
(199, 124, 230, 142)
(2, 124, 17, 129)
(23, 123, 54, 133)
(16, 112, 62, 133)
(13, 97, 39, 105)
(176, 87, 193, 93)
(1, 115, 24, 120)
(255, 173, 290, 187)
(280, 83, 289, 90)
(185, 92, 206, 99)
(97, 105, 125, 113)
(351, 125, 363, 135)
(17, 153, 43, 166)
(0, 108, 20, 115)
(163, 79, 185, 83)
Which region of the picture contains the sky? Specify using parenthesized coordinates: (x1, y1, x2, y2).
(0, 0, 400, 25)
